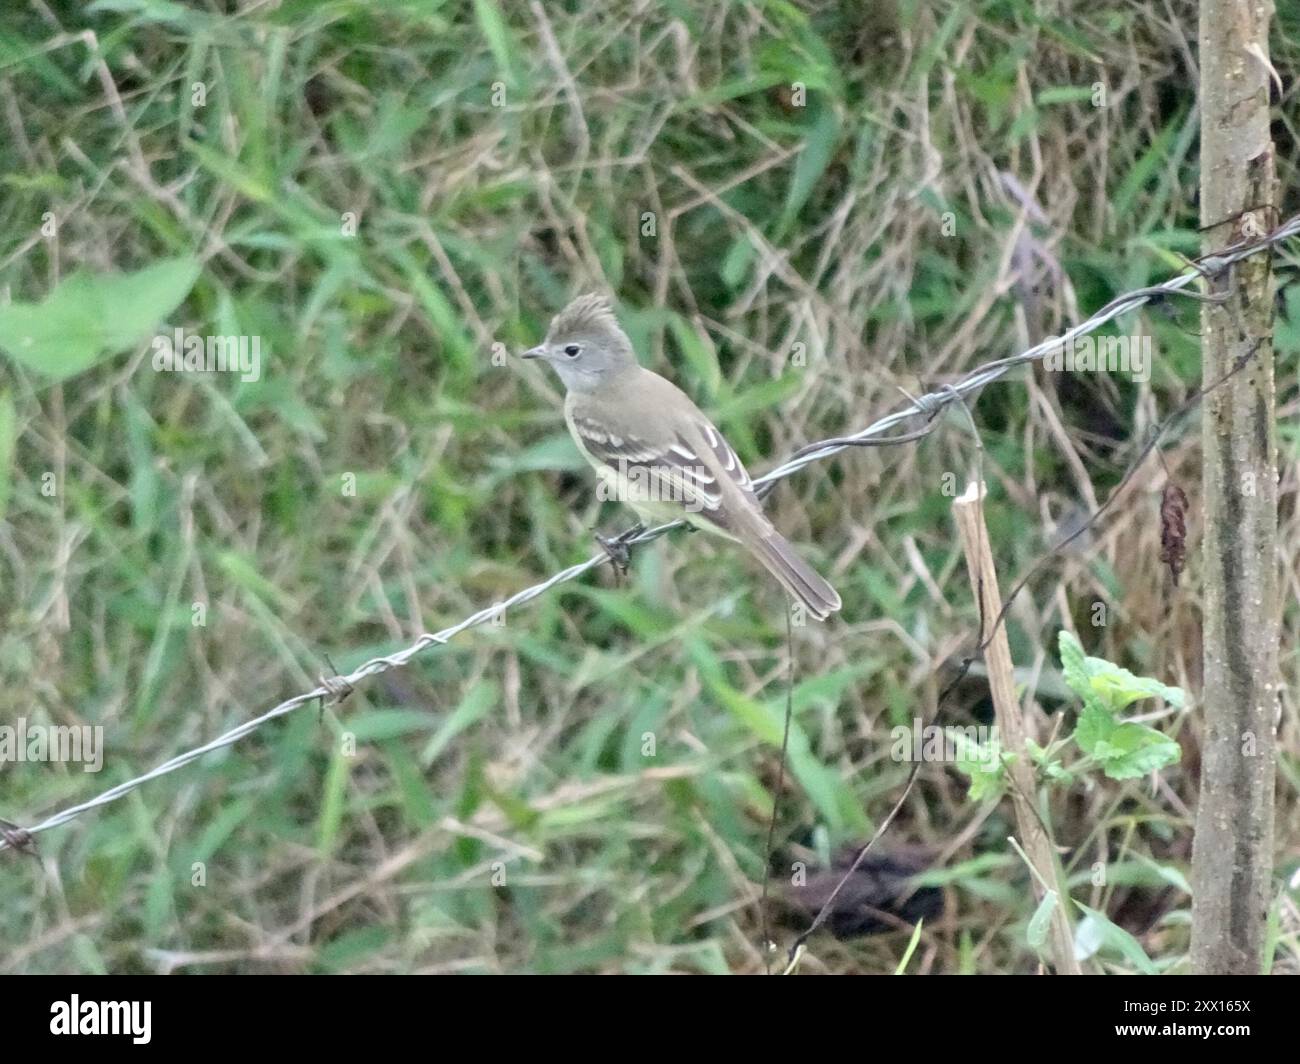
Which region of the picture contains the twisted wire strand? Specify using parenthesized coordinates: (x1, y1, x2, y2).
(3, 213, 1296, 852)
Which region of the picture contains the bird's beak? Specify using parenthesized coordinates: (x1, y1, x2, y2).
(521, 345, 545, 360)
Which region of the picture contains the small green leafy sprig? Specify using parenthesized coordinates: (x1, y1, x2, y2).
(953, 632, 1185, 801)
(1058, 631, 1184, 781)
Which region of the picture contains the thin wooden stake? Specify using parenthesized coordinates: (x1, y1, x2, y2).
(953, 482, 1081, 974)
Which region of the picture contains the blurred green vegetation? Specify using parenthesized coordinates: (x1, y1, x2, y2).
(0, 0, 1297, 973)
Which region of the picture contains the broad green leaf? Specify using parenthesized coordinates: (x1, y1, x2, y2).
(0, 280, 103, 378)
(0, 257, 200, 380)
(1089, 667, 1185, 712)
(1072, 703, 1114, 756)
(1059, 630, 1185, 720)
(1093, 723, 1181, 780)
(1057, 630, 1091, 701)
(95, 258, 202, 352)
(1074, 701, 1180, 780)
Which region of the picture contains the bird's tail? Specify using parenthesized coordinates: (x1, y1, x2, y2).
(747, 529, 842, 621)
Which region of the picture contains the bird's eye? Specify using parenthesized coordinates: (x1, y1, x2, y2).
(563, 344, 581, 358)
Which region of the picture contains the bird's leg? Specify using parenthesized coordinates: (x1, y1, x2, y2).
(595, 523, 644, 575)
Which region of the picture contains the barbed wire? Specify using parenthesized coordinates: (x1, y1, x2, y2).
(3, 213, 1297, 854)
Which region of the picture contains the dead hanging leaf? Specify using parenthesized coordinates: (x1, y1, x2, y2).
(1159, 482, 1189, 585)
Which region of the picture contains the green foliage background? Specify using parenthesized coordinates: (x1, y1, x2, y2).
(0, 0, 1297, 973)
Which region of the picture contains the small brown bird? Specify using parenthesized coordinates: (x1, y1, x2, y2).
(523, 294, 841, 620)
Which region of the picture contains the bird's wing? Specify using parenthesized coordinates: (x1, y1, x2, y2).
(568, 409, 761, 535)
(674, 414, 763, 521)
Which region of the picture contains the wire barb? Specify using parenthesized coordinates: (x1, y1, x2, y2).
(0, 819, 38, 857)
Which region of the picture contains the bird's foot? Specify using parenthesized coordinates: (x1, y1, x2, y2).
(595, 524, 644, 575)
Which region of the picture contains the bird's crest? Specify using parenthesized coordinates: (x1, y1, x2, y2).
(548, 293, 620, 340)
